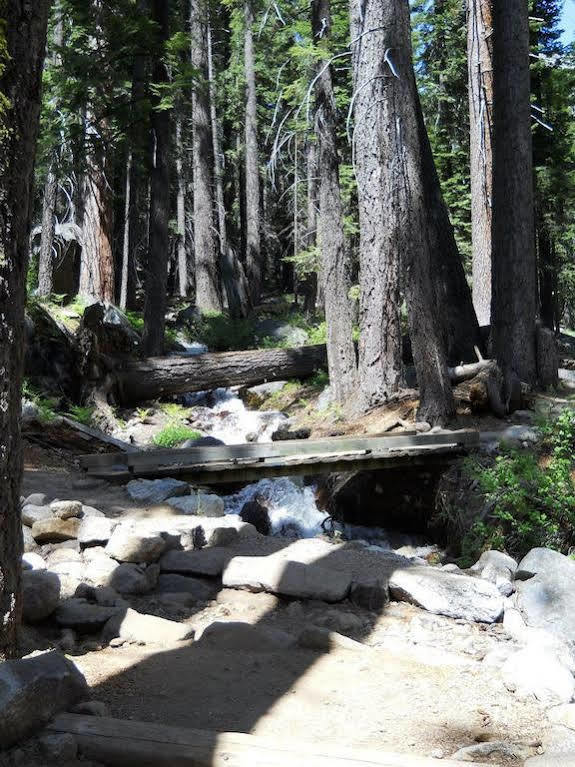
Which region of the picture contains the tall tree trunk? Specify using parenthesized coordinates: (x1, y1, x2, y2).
(312, 0, 357, 405)
(79, 123, 115, 302)
(191, 0, 221, 312)
(350, 0, 455, 424)
(468, 0, 494, 327)
(120, 151, 133, 310)
(175, 115, 189, 299)
(37, 5, 64, 298)
(244, 0, 262, 304)
(208, 24, 249, 318)
(350, 0, 403, 408)
(142, 0, 171, 356)
(0, 0, 50, 659)
(491, 0, 537, 387)
(302, 138, 318, 314)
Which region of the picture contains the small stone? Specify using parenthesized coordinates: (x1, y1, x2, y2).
(32, 517, 80, 544)
(105, 525, 166, 563)
(38, 732, 78, 762)
(51, 500, 83, 519)
(21, 504, 52, 527)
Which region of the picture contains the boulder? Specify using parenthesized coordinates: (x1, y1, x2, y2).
(516, 547, 575, 580)
(388, 567, 504, 623)
(80, 301, 141, 357)
(32, 517, 80, 544)
(81, 505, 106, 518)
(21, 504, 52, 527)
(471, 549, 518, 576)
(78, 516, 116, 547)
(21, 552, 46, 571)
(502, 647, 575, 705)
(22, 571, 61, 623)
(240, 500, 271, 536)
(181, 436, 225, 448)
(109, 563, 159, 595)
(349, 579, 389, 612)
(207, 527, 239, 548)
(54, 598, 123, 632)
(161, 548, 231, 577)
(22, 526, 37, 553)
(166, 493, 225, 517)
(126, 478, 189, 505)
(223, 556, 351, 603)
(50, 500, 83, 520)
(271, 426, 312, 442)
(105, 526, 166, 563)
(0, 651, 87, 748)
(24, 492, 48, 507)
(102, 608, 193, 645)
(156, 574, 218, 601)
(197, 621, 295, 651)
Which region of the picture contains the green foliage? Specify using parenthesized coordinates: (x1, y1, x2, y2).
(152, 424, 201, 448)
(22, 380, 59, 424)
(460, 410, 575, 564)
(64, 405, 94, 426)
(187, 312, 256, 352)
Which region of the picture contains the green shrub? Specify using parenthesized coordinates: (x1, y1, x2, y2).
(65, 405, 95, 426)
(152, 425, 201, 448)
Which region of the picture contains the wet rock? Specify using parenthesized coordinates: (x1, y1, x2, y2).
(166, 493, 225, 517)
(241, 381, 287, 408)
(181, 436, 225, 448)
(78, 517, 116, 548)
(22, 571, 61, 623)
(156, 574, 218, 601)
(349, 579, 389, 612)
(22, 504, 53, 527)
(32, 517, 80, 544)
(502, 647, 575, 705)
(126, 478, 190, 504)
(55, 598, 123, 632)
(271, 426, 312, 442)
(105, 526, 166, 563)
(161, 547, 231, 577)
(109, 563, 159, 595)
(102, 608, 193, 645)
(21, 552, 46, 571)
(197, 621, 295, 651)
(0, 651, 87, 748)
(298, 626, 364, 652)
(51, 500, 83, 520)
(223, 556, 352, 602)
(240, 500, 271, 536)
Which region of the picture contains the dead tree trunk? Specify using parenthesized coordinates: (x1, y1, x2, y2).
(312, 0, 357, 405)
(0, 0, 50, 659)
(468, 0, 494, 327)
(37, 165, 58, 297)
(116, 345, 329, 404)
(191, 0, 222, 312)
(491, 0, 537, 388)
(350, 0, 455, 425)
(142, 0, 171, 356)
(244, 0, 262, 304)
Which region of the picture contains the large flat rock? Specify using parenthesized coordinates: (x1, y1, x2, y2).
(160, 548, 232, 576)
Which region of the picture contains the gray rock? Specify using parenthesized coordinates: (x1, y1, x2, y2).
(46, 547, 83, 566)
(21, 552, 46, 571)
(78, 516, 116, 547)
(223, 556, 351, 603)
(471, 549, 518, 575)
(54, 598, 123, 632)
(156, 574, 217, 601)
(161, 547, 231, 576)
(70, 700, 110, 717)
(254, 319, 308, 346)
(197, 621, 295, 651)
(105, 525, 166, 563)
(451, 741, 535, 762)
(22, 571, 61, 622)
(49, 559, 86, 580)
(51, 500, 83, 520)
(166, 493, 224, 517)
(38, 732, 78, 762)
(24, 493, 48, 507)
(22, 526, 37, 553)
(516, 547, 575, 580)
(349, 579, 389, 612)
(181, 436, 225, 448)
(81, 505, 106, 518)
(0, 651, 87, 748)
(102, 608, 193, 645)
(126, 478, 189, 504)
(109, 563, 159, 595)
(207, 527, 239, 547)
(502, 647, 575, 705)
(21, 504, 52, 527)
(32, 517, 80, 544)
(83, 553, 120, 587)
(388, 566, 504, 623)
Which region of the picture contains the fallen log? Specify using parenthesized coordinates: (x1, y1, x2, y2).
(23, 415, 136, 454)
(115, 345, 328, 404)
(454, 362, 506, 417)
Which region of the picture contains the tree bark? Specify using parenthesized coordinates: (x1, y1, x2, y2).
(116, 345, 329, 404)
(142, 0, 171, 356)
(244, 0, 262, 303)
(350, 0, 403, 408)
(491, 0, 537, 388)
(191, 0, 221, 312)
(302, 138, 318, 314)
(312, 0, 357, 405)
(37, 165, 58, 297)
(208, 24, 250, 319)
(0, 0, 50, 659)
(175, 115, 189, 299)
(350, 0, 456, 425)
(468, 0, 494, 327)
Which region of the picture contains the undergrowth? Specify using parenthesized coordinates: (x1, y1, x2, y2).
(152, 424, 201, 448)
(460, 408, 575, 564)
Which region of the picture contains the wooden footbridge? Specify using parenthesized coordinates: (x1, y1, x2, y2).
(80, 429, 479, 485)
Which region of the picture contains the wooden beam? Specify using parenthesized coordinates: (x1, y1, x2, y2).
(48, 714, 491, 767)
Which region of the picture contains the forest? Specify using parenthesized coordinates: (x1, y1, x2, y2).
(2, 0, 575, 765)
